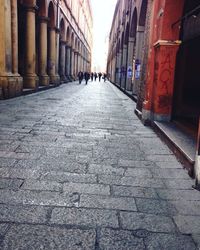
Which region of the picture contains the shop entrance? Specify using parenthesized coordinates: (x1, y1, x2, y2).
(173, 1, 200, 136)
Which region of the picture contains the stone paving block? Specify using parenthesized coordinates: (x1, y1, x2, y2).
(42, 171, 97, 184)
(99, 174, 165, 188)
(146, 154, 178, 162)
(144, 233, 196, 250)
(98, 228, 145, 250)
(0, 158, 17, 168)
(156, 189, 200, 201)
(163, 179, 194, 190)
(136, 198, 177, 215)
(173, 215, 200, 234)
(192, 234, 200, 250)
(0, 224, 10, 237)
(22, 180, 62, 192)
(80, 194, 137, 211)
(0, 204, 48, 224)
(154, 161, 183, 169)
(88, 164, 125, 175)
(1, 224, 96, 250)
(112, 185, 158, 199)
(50, 207, 119, 228)
(0, 167, 41, 179)
(118, 159, 155, 168)
(0, 151, 40, 160)
(0, 190, 73, 207)
(0, 178, 23, 190)
(151, 168, 189, 179)
(124, 168, 153, 178)
(63, 182, 110, 195)
(169, 200, 200, 216)
(120, 212, 176, 232)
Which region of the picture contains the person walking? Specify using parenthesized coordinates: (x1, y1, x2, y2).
(84, 72, 90, 85)
(94, 72, 98, 81)
(98, 72, 102, 82)
(91, 72, 94, 81)
(77, 71, 84, 84)
(103, 73, 107, 82)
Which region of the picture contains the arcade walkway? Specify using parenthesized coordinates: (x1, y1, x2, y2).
(0, 80, 199, 249)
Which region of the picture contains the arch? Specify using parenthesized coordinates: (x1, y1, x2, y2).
(130, 8, 137, 38)
(48, 1, 55, 28)
(139, 0, 148, 26)
(36, 0, 47, 17)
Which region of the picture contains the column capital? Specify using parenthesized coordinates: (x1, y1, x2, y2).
(23, 4, 38, 13)
(48, 26, 57, 32)
(60, 40, 67, 45)
(38, 16, 49, 23)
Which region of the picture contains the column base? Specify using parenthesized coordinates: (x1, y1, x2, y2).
(0, 74, 23, 99)
(60, 75, 68, 83)
(23, 75, 39, 89)
(49, 75, 60, 86)
(39, 75, 49, 86)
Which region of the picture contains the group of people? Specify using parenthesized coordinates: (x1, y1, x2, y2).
(77, 71, 107, 85)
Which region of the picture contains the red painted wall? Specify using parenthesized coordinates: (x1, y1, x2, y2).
(143, 0, 185, 119)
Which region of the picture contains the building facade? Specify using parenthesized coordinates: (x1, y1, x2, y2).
(107, 0, 200, 185)
(0, 0, 93, 99)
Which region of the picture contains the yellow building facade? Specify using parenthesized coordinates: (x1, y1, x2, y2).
(0, 0, 93, 99)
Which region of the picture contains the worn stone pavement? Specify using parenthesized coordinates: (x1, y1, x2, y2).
(0, 80, 200, 250)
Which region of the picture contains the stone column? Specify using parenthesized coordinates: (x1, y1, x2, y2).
(70, 49, 75, 78)
(0, 0, 23, 99)
(121, 44, 128, 89)
(75, 51, 79, 78)
(10, 0, 23, 95)
(66, 45, 71, 80)
(126, 38, 135, 91)
(11, 0, 18, 74)
(24, 5, 38, 89)
(55, 28, 60, 85)
(134, 26, 145, 95)
(48, 27, 56, 84)
(38, 16, 49, 86)
(117, 50, 122, 86)
(59, 40, 67, 81)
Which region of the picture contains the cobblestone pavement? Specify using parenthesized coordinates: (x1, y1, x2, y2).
(0, 80, 200, 249)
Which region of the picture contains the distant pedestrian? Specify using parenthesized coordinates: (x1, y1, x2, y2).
(77, 71, 84, 84)
(98, 72, 102, 82)
(103, 73, 107, 82)
(94, 72, 98, 81)
(84, 72, 90, 85)
(91, 72, 94, 81)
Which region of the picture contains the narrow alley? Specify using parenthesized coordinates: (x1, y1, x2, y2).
(0, 81, 199, 249)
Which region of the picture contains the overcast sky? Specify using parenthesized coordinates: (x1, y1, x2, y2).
(90, 0, 117, 72)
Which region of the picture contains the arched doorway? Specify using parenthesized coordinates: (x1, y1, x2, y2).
(173, 0, 200, 135)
